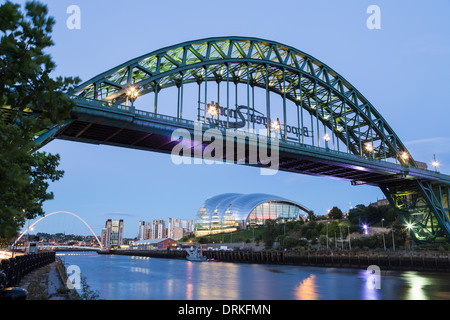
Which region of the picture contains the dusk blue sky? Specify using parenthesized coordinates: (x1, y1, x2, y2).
(16, 0, 450, 238)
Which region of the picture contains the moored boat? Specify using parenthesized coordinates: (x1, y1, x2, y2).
(185, 247, 207, 262)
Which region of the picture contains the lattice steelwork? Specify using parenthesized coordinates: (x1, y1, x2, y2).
(31, 36, 449, 243)
(380, 181, 450, 242)
(70, 36, 414, 166)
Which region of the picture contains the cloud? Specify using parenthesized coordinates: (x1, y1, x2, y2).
(404, 137, 450, 146)
(404, 137, 450, 171)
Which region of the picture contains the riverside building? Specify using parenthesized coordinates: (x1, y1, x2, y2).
(194, 193, 310, 237)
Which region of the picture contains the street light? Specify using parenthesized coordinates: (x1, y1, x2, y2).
(432, 154, 439, 172)
(406, 222, 414, 231)
(400, 151, 409, 163)
(323, 133, 331, 150)
(207, 101, 219, 117)
(381, 218, 386, 251)
(362, 224, 368, 235)
(126, 86, 139, 107)
(347, 226, 351, 250)
(365, 143, 373, 152)
(365, 143, 374, 159)
(270, 119, 281, 139)
(206, 101, 219, 127)
(392, 228, 396, 252)
(326, 222, 330, 250)
(270, 119, 280, 132)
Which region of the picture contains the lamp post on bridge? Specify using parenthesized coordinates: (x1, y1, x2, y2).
(126, 86, 139, 107)
(324, 133, 330, 151)
(432, 154, 439, 173)
(270, 119, 281, 140)
(206, 101, 219, 127)
(365, 143, 374, 159)
(400, 151, 410, 165)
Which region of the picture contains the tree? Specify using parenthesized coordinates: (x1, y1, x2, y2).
(328, 206, 343, 220)
(261, 220, 278, 249)
(307, 210, 317, 222)
(0, 1, 80, 240)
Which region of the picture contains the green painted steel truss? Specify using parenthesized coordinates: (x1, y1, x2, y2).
(61, 36, 450, 242)
(70, 36, 414, 166)
(381, 181, 450, 242)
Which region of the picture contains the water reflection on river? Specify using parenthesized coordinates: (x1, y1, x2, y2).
(58, 252, 450, 300)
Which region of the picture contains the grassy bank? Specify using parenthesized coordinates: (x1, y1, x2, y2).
(182, 227, 266, 245)
(182, 218, 450, 252)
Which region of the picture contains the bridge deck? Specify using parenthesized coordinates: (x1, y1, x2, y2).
(53, 98, 450, 188)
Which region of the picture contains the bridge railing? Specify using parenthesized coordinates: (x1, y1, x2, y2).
(69, 95, 133, 113)
(0, 252, 56, 288)
(69, 95, 448, 181)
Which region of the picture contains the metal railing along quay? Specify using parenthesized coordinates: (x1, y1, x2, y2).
(0, 252, 56, 300)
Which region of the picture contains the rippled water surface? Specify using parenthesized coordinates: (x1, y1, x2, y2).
(58, 252, 450, 300)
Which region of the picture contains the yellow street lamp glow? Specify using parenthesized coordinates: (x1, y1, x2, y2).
(406, 222, 414, 230)
(365, 144, 373, 152)
(432, 160, 439, 168)
(207, 104, 218, 117)
(400, 152, 409, 161)
(271, 120, 280, 131)
(126, 86, 139, 99)
(323, 133, 331, 142)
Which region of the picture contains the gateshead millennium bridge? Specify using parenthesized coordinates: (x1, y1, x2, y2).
(26, 36, 450, 242)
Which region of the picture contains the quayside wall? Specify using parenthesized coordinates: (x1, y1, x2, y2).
(99, 249, 187, 259)
(99, 249, 450, 272)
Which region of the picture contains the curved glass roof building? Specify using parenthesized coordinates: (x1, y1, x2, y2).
(195, 193, 310, 236)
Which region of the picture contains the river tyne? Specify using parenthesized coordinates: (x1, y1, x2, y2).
(57, 251, 450, 300)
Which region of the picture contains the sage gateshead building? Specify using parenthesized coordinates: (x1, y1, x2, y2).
(194, 193, 310, 236)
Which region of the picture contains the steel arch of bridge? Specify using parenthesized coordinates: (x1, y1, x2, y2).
(14, 211, 103, 248)
(62, 37, 449, 242)
(70, 36, 413, 166)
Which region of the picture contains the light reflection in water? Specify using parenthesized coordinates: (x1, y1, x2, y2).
(361, 279, 380, 300)
(186, 261, 193, 300)
(360, 268, 381, 300)
(57, 252, 450, 300)
(131, 267, 151, 275)
(295, 274, 319, 300)
(186, 283, 193, 300)
(196, 262, 240, 300)
(402, 271, 433, 300)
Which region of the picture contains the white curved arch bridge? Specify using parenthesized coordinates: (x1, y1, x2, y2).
(15, 211, 103, 249)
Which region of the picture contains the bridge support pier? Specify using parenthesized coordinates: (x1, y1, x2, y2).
(380, 180, 450, 242)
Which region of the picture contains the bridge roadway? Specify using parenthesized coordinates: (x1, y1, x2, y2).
(40, 245, 101, 251)
(44, 95, 450, 189)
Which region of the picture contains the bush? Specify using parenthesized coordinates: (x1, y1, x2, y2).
(281, 236, 299, 249)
